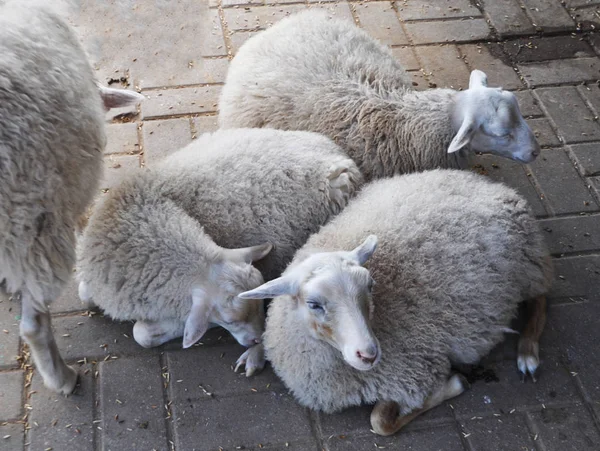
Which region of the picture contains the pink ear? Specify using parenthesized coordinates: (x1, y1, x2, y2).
(448, 117, 475, 154)
(99, 86, 144, 111)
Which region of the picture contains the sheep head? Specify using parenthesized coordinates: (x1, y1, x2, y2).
(449, 70, 540, 163)
(240, 235, 381, 372)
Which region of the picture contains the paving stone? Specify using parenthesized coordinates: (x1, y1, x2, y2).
(565, 0, 600, 7)
(577, 84, 600, 116)
(0, 371, 22, 421)
(550, 255, 600, 301)
(450, 359, 579, 417)
(223, 4, 305, 31)
(519, 58, 600, 87)
(143, 118, 192, 165)
(525, 0, 576, 31)
(0, 423, 24, 451)
(198, 58, 229, 84)
(569, 142, 600, 176)
(405, 18, 491, 45)
(141, 85, 221, 119)
(414, 45, 470, 89)
(514, 90, 544, 117)
(390, 46, 420, 71)
(354, 2, 409, 46)
(166, 343, 284, 401)
(0, 295, 20, 369)
(461, 413, 537, 451)
(459, 44, 523, 90)
(101, 154, 140, 191)
(222, 0, 262, 6)
(527, 118, 561, 147)
(326, 424, 465, 451)
(202, 10, 228, 57)
(50, 278, 88, 314)
(99, 356, 167, 451)
(528, 148, 599, 214)
(71, 0, 218, 88)
(105, 123, 140, 155)
(475, 155, 547, 218)
(28, 365, 94, 451)
(570, 6, 600, 31)
(409, 71, 430, 91)
(230, 30, 259, 55)
(504, 36, 596, 64)
(528, 404, 600, 450)
(543, 303, 600, 399)
(536, 87, 600, 144)
(480, 0, 536, 37)
(396, 0, 480, 21)
(171, 391, 315, 451)
(192, 115, 220, 135)
(305, 1, 354, 22)
(539, 214, 600, 255)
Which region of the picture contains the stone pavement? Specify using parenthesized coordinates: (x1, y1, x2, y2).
(2, 0, 600, 450)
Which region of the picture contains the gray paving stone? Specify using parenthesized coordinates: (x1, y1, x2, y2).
(527, 118, 561, 147)
(105, 123, 140, 156)
(565, 0, 600, 7)
(101, 154, 140, 191)
(198, 58, 230, 84)
(528, 148, 599, 215)
(577, 84, 600, 117)
(396, 0, 480, 21)
(223, 4, 305, 31)
(519, 58, 600, 87)
(28, 365, 95, 451)
(514, 90, 544, 117)
(0, 371, 22, 421)
(405, 18, 491, 45)
(504, 36, 595, 64)
(355, 2, 409, 46)
(551, 255, 600, 301)
(528, 404, 600, 450)
(0, 295, 20, 369)
(141, 86, 221, 119)
(390, 46, 421, 72)
(326, 424, 465, 451)
(166, 343, 284, 401)
(414, 45, 470, 90)
(570, 142, 600, 176)
(0, 423, 23, 451)
(539, 214, 600, 255)
(480, 0, 536, 37)
(459, 44, 523, 90)
(50, 278, 88, 314)
(570, 6, 600, 31)
(192, 116, 219, 135)
(143, 118, 192, 165)
(305, 1, 354, 23)
(171, 391, 316, 451)
(202, 10, 228, 58)
(525, 0, 575, 31)
(461, 413, 537, 451)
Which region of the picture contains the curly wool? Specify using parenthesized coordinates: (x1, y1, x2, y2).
(78, 128, 362, 322)
(264, 170, 553, 413)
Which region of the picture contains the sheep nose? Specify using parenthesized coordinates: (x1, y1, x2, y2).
(253, 337, 262, 344)
(532, 148, 540, 157)
(356, 345, 378, 364)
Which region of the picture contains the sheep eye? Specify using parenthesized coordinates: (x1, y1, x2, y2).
(307, 301, 324, 312)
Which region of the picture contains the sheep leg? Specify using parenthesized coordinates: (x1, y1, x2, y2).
(517, 295, 547, 382)
(235, 343, 266, 377)
(20, 296, 78, 395)
(370, 374, 468, 436)
(77, 280, 95, 309)
(133, 319, 185, 348)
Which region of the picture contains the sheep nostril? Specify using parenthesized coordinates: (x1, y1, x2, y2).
(356, 349, 377, 364)
(253, 338, 261, 344)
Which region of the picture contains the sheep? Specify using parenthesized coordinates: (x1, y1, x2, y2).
(239, 169, 553, 434)
(77, 127, 362, 376)
(0, 0, 143, 394)
(218, 10, 540, 181)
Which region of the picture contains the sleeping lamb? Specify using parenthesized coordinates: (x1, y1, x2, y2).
(219, 10, 540, 180)
(77, 128, 362, 376)
(240, 169, 552, 434)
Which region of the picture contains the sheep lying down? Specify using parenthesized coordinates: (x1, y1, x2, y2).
(219, 10, 540, 180)
(77, 128, 362, 376)
(241, 170, 553, 434)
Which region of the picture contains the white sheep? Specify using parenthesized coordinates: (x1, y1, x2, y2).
(0, 0, 143, 394)
(218, 10, 540, 181)
(240, 169, 552, 434)
(77, 128, 362, 376)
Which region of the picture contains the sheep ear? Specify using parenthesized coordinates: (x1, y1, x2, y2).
(469, 70, 488, 89)
(351, 235, 378, 266)
(182, 289, 211, 348)
(448, 117, 476, 154)
(238, 276, 295, 300)
(99, 86, 145, 111)
(222, 243, 273, 264)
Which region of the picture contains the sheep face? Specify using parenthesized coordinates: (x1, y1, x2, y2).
(183, 243, 272, 349)
(240, 236, 381, 371)
(449, 70, 540, 164)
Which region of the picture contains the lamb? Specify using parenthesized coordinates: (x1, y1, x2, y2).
(218, 10, 540, 181)
(77, 128, 362, 376)
(240, 169, 552, 434)
(0, 0, 143, 394)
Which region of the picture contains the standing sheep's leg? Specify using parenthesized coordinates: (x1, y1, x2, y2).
(77, 280, 95, 309)
(133, 319, 185, 348)
(370, 374, 468, 436)
(517, 295, 547, 382)
(20, 295, 78, 395)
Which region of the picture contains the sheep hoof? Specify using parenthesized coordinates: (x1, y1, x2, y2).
(448, 373, 470, 397)
(45, 365, 79, 395)
(517, 339, 539, 383)
(235, 344, 266, 377)
(78, 281, 94, 308)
